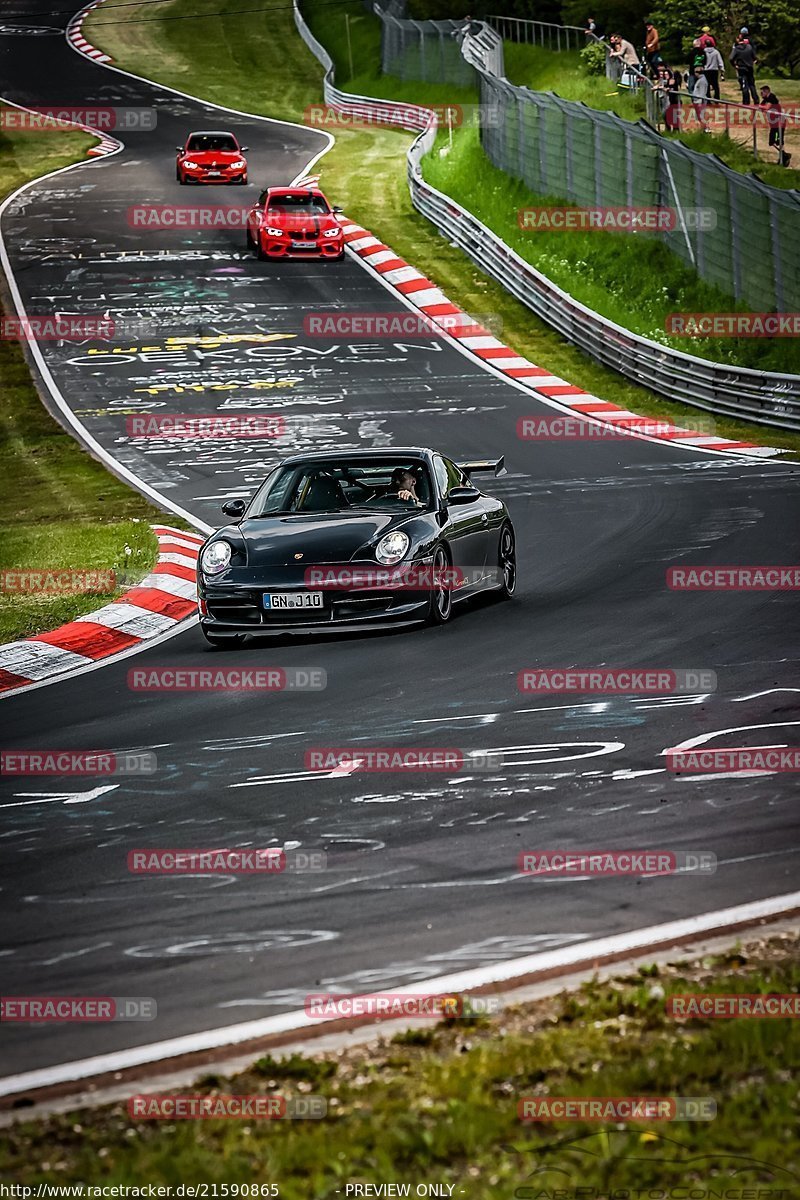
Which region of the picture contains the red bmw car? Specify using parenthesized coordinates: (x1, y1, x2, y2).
(176, 130, 248, 185)
(246, 187, 345, 260)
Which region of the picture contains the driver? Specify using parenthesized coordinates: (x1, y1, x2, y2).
(387, 468, 420, 503)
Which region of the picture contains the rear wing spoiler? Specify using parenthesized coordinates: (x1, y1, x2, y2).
(457, 456, 506, 478)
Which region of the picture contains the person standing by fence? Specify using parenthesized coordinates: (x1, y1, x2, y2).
(703, 42, 723, 99)
(687, 39, 705, 93)
(730, 33, 758, 104)
(644, 21, 661, 71)
(760, 85, 792, 166)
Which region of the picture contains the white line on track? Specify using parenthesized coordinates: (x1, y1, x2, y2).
(1, 890, 798, 1098)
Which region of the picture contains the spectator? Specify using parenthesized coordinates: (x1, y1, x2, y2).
(687, 38, 706, 93)
(739, 26, 758, 54)
(704, 42, 724, 99)
(644, 21, 662, 69)
(653, 63, 682, 129)
(698, 25, 716, 49)
(730, 33, 758, 104)
(692, 65, 711, 130)
(609, 34, 640, 67)
(585, 15, 597, 36)
(760, 85, 792, 166)
(666, 65, 683, 129)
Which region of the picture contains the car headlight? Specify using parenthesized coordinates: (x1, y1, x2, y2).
(182, 160, 199, 169)
(230, 160, 246, 169)
(201, 540, 232, 575)
(322, 227, 340, 238)
(265, 227, 284, 237)
(375, 531, 409, 565)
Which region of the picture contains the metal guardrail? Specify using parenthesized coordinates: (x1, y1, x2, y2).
(293, 1, 800, 430)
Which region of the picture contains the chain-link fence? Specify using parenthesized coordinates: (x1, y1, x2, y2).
(476, 64, 800, 310)
(378, 4, 478, 88)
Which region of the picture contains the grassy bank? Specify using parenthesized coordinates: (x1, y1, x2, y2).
(2, 932, 798, 1192)
(423, 126, 800, 376)
(83, 0, 800, 454)
(0, 117, 167, 642)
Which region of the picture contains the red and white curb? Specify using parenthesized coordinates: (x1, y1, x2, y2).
(338, 216, 783, 458)
(0, 526, 202, 696)
(66, 0, 113, 65)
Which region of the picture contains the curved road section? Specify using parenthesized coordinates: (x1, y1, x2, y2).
(0, 3, 799, 1083)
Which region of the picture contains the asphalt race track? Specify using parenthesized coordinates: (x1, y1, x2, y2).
(0, 3, 799, 1080)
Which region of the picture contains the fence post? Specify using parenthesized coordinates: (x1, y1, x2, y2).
(565, 105, 574, 199)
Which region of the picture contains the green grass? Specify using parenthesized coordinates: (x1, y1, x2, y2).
(504, 44, 800, 191)
(423, 125, 800, 376)
(0, 117, 172, 642)
(2, 934, 798, 1193)
(83, 0, 800, 456)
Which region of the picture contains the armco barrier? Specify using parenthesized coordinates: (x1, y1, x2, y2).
(294, 2, 800, 431)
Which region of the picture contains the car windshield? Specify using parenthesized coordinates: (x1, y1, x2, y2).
(187, 135, 238, 152)
(267, 194, 330, 216)
(247, 460, 433, 516)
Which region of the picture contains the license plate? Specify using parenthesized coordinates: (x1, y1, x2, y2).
(293, 241, 316, 249)
(264, 592, 323, 610)
(207, 170, 221, 176)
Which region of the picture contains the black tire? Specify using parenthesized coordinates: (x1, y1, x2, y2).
(246, 225, 256, 252)
(497, 523, 516, 599)
(176, 168, 183, 183)
(426, 544, 453, 625)
(201, 629, 247, 649)
(257, 241, 269, 262)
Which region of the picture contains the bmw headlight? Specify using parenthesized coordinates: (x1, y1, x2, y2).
(201, 540, 232, 575)
(183, 160, 199, 169)
(230, 160, 246, 169)
(265, 227, 284, 237)
(322, 227, 340, 238)
(375, 531, 409, 565)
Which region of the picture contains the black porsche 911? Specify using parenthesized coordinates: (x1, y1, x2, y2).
(197, 448, 516, 645)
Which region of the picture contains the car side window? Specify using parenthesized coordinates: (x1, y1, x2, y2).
(444, 457, 467, 494)
(258, 190, 269, 207)
(433, 455, 449, 499)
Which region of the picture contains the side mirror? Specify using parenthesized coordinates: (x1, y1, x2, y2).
(221, 498, 246, 519)
(241, 145, 250, 152)
(447, 485, 481, 505)
(332, 206, 343, 213)
(175, 146, 183, 153)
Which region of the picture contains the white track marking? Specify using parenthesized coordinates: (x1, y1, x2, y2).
(0, 785, 118, 811)
(1, 891, 798, 1098)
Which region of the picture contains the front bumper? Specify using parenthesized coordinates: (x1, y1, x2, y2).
(198, 564, 429, 634)
(182, 167, 246, 183)
(258, 234, 344, 259)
